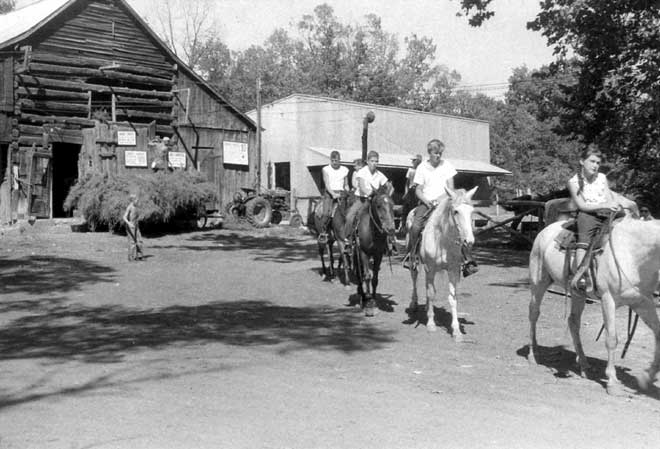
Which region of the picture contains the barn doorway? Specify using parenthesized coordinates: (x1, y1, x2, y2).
(52, 143, 81, 217)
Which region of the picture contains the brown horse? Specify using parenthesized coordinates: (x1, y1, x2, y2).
(349, 184, 397, 316)
(309, 195, 351, 284)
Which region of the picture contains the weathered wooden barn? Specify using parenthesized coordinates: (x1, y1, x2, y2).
(246, 94, 510, 222)
(0, 0, 257, 224)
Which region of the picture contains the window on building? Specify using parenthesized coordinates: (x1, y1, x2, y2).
(274, 162, 290, 191)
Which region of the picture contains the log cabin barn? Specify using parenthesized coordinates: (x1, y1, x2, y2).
(0, 0, 257, 224)
(246, 94, 511, 224)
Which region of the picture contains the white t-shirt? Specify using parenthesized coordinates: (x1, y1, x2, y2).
(356, 165, 388, 197)
(568, 172, 608, 205)
(413, 160, 457, 200)
(322, 164, 349, 191)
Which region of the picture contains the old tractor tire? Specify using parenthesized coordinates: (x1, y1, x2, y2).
(245, 196, 272, 227)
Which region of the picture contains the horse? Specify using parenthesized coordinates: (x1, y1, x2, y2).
(350, 184, 397, 316)
(528, 214, 660, 394)
(309, 194, 352, 284)
(408, 187, 478, 340)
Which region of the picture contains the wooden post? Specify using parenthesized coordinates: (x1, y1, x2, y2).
(255, 76, 262, 194)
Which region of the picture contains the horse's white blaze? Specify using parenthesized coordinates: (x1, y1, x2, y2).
(529, 216, 660, 392)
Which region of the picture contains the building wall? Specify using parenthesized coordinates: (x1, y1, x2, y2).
(248, 95, 491, 223)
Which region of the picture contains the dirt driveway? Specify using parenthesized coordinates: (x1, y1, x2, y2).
(1, 222, 659, 449)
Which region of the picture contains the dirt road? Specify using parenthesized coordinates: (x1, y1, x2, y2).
(1, 223, 659, 448)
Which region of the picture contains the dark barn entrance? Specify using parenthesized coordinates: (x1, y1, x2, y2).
(52, 143, 81, 217)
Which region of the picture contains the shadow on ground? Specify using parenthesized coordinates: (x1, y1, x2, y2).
(149, 231, 319, 264)
(516, 344, 660, 399)
(0, 300, 396, 364)
(0, 256, 116, 297)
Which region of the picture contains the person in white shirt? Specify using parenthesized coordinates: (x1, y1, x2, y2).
(343, 151, 392, 240)
(351, 158, 365, 192)
(568, 144, 620, 292)
(403, 139, 457, 269)
(316, 150, 349, 243)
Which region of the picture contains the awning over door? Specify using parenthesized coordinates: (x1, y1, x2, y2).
(306, 146, 511, 176)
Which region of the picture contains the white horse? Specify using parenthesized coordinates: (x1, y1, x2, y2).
(408, 187, 478, 341)
(529, 215, 660, 394)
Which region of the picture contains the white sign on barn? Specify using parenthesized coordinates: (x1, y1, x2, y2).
(223, 141, 248, 165)
(168, 151, 187, 168)
(124, 150, 147, 167)
(117, 130, 137, 146)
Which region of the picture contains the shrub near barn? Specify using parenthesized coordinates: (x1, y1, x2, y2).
(64, 171, 217, 232)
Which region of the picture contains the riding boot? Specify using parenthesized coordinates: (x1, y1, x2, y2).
(570, 245, 593, 292)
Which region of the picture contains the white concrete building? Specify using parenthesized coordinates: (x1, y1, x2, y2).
(247, 94, 510, 222)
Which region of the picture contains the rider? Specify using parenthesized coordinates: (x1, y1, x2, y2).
(567, 144, 620, 292)
(316, 150, 349, 244)
(403, 139, 456, 269)
(343, 150, 395, 252)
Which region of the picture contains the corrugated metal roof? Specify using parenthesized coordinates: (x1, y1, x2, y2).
(0, 0, 73, 48)
(307, 146, 511, 176)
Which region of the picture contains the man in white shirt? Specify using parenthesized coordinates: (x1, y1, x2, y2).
(403, 139, 457, 269)
(316, 150, 349, 243)
(343, 150, 392, 240)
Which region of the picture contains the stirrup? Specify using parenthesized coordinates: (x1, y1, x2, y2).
(317, 233, 328, 244)
(402, 252, 417, 270)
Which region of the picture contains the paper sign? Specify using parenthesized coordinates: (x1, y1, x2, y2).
(168, 152, 187, 168)
(117, 130, 137, 146)
(125, 150, 147, 167)
(223, 141, 248, 165)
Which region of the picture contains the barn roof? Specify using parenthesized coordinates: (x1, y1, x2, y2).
(0, 0, 256, 130)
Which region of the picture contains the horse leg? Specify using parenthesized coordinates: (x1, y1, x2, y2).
(567, 290, 590, 377)
(318, 243, 328, 279)
(528, 274, 552, 366)
(425, 267, 437, 332)
(447, 268, 462, 342)
(600, 292, 621, 395)
(363, 253, 375, 317)
(633, 300, 660, 390)
(327, 240, 335, 279)
(409, 260, 419, 312)
(371, 254, 382, 299)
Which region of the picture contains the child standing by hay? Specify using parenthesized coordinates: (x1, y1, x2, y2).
(123, 193, 143, 261)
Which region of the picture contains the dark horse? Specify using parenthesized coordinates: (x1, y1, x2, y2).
(349, 184, 397, 316)
(309, 194, 352, 284)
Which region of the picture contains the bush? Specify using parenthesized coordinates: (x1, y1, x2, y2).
(64, 171, 216, 231)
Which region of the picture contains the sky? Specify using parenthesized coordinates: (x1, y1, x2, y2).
(17, 0, 557, 99)
(126, 0, 557, 99)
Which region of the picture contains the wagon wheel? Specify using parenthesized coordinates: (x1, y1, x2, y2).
(289, 213, 303, 228)
(245, 196, 272, 228)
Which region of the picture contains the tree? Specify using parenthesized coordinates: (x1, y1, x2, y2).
(0, 0, 14, 14)
(144, 0, 219, 70)
(529, 1, 660, 202)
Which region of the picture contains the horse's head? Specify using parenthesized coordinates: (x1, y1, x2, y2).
(370, 184, 397, 236)
(445, 186, 478, 246)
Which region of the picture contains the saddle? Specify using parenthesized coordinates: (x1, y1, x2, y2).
(555, 210, 625, 293)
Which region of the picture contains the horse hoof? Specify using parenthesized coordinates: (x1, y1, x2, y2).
(365, 308, 375, 317)
(637, 371, 652, 390)
(427, 323, 437, 332)
(606, 382, 624, 396)
(453, 333, 463, 343)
